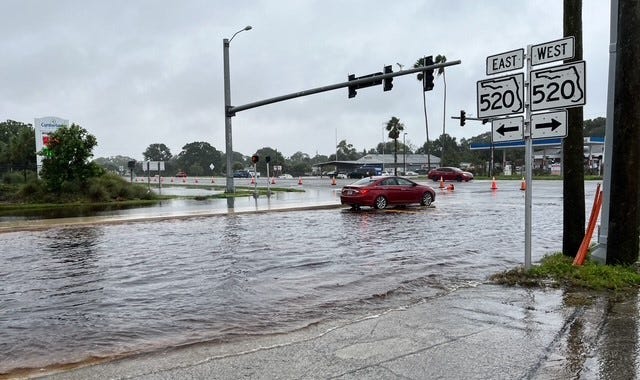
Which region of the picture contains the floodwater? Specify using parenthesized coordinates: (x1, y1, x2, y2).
(0, 180, 601, 376)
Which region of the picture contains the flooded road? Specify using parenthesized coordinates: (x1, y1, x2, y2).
(0, 180, 602, 375)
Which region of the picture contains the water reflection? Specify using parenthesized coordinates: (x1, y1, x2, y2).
(595, 290, 639, 379)
(559, 290, 639, 379)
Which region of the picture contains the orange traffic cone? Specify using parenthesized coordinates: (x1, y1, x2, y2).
(250, 176, 256, 185)
(520, 177, 526, 191)
(447, 183, 455, 191)
(491, 177, 498, 190)
(271, 177, 276, 184)
(183, 177, 186, 183)
(298, 177, 303, 185)
(331, 177, 337, 186)
(439, 176, 445, 189)
(211, 177, 215, 183)
(195, 178, 198, 183)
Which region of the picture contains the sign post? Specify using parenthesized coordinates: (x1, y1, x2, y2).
(478, 36, 585, 269)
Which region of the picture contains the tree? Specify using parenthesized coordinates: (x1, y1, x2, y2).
(93, 155, 137, 175)
(40, 124, 103, 193)
(143, 143, 172, 162)
(385, 116, 405, 175)
(0, 120, 35, 177)
(10, 126, 36, 180)
(253, 147, 285, 176)
(435, 54, 448, 163)
(414, 57, 432, 169)
(562, 0, 585, 258)
(583, 117, 606, 137)
(176, 141, 222, 176)
(335, 140, 359, 161)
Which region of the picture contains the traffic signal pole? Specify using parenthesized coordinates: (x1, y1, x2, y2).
(227, 61, 460, 116)
(223, 59, 460, 193)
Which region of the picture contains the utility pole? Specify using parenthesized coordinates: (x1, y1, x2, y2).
(606, 0, 640, 265)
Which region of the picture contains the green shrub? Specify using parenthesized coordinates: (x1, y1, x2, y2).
(87, 182, 109, 202)
(16, 180, 45, 200)
(60, 180, 81, 195)
(2, 172, 24, 185)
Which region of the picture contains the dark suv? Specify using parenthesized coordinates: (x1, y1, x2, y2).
(233, 170, 251, 178)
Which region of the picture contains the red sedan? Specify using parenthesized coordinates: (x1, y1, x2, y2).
(427, 167, 474, 182)
(340, 176, 436, 210)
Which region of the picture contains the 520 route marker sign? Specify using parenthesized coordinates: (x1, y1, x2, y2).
(476, 72, 525, 118)
(530, 61, 586, 112)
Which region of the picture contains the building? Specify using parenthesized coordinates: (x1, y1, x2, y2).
(316, 154, 441, 175)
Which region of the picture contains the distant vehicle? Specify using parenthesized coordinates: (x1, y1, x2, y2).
(325, 171, 347, 179)
(233, 170, 251, 178)
(278, 173, 293, 179)
(427, 167, 474, 182)
(340, 176, 436, 210)
(176, 171, 187, 177)
(404, 171, 418, 176)
(348, 165, 382, 179)
(415, 169, 429, 175)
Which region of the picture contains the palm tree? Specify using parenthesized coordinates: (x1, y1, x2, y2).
(414, 57, 432, 170)
(385, 116, 405, 175)
(435, 54, 447, 164)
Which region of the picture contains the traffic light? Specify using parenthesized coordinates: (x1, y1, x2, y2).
(251, 155, 259, 164)
(423, 56, 435, 92)
(460, 110, 466, 126)
(348, 74, 357, 98)
(383, 65, 393, 91)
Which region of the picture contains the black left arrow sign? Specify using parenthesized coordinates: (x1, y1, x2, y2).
(496, 124, 519, 136)
(535, 118, 561, 131)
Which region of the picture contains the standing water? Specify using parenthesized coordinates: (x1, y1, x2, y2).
(0, 180, 601, 375)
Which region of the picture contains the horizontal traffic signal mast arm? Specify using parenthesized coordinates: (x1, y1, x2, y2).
(451, 114, 491, 124)
(226, 60, 460, 116)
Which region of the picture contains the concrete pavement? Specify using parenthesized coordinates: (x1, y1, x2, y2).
(36, 284, 639, 380)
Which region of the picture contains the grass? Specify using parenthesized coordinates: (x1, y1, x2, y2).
(490, 253, 640, 292)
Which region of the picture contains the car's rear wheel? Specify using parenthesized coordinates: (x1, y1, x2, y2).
(456, 176, 463, 182)
(421, 192, 433, 207)
(374, 196, 387, 209)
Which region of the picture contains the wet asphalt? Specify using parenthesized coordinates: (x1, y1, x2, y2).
(10, 178, 639, 379)
(35, 286, 638, 380)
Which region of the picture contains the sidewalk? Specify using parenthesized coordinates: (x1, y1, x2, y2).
(37, 284, 637, 380)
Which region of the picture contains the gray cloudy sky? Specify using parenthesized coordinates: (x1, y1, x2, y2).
(1, 0, 610, 160)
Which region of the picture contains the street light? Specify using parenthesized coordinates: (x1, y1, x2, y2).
(224, 25, 252, 193)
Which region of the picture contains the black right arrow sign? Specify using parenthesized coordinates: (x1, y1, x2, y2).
(530, 110, 568, 140)
(535, 118, 561, 131)
(497, 124, 519, 136)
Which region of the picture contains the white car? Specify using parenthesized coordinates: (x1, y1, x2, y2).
(278, 174, 293, 179)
